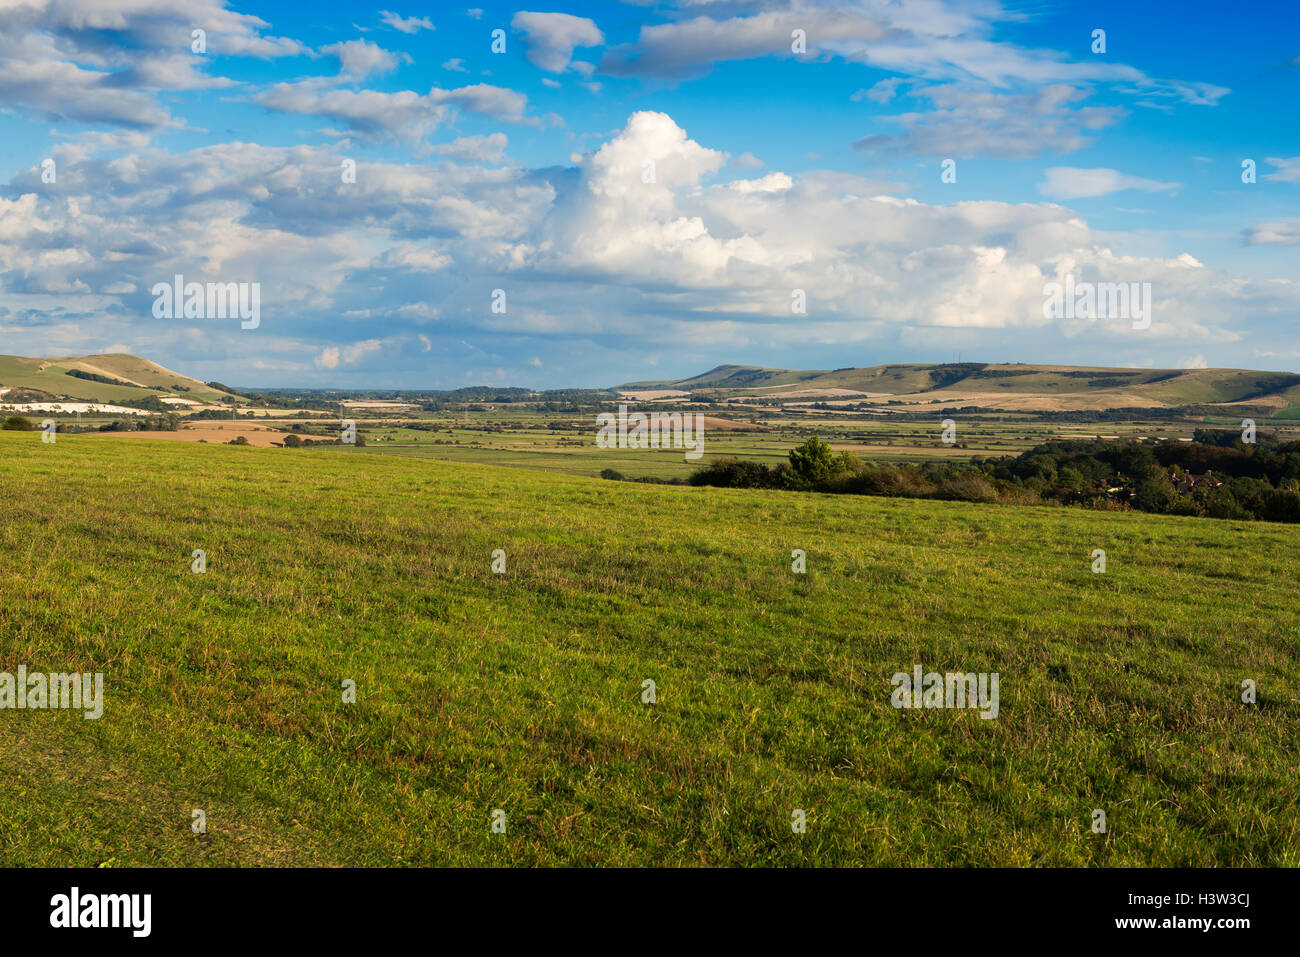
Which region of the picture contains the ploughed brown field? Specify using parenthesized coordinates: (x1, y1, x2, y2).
(85, 422, 296, 447)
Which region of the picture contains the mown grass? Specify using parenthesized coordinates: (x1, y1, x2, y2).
(0, 431, 1297, 866)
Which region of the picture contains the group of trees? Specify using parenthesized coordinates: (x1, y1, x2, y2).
(281, 432, 364, 448)
(688, 433, 1300, 523)
(98, 414, 181, 432)
(64, 368, 133, 387)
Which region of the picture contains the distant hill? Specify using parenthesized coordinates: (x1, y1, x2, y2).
(619, 362, 1300, 414)
(0, 354, 239, 405)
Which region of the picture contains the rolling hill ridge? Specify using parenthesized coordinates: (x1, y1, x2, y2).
(0, 353, 238, 405)
(621, 362, 1300, 413)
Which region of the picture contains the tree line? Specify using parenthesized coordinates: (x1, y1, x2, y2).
(685, 432, 1300, 523)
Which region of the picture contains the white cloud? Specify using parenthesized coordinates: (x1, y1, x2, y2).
(0, 0, 308, 128)
(323, 39, 408, 78)
(443, 58, 469, 72)
(1263, 157, 1300, 183)
(507, 112, 1296, 351)
(342, 339, 383, 363)
(374, 243, 452, 272)
(254, 81, 538, 142)
(511, 11, 604, 73)
(314, 339, 385, 368)
(598, 0, 1223, 110)
(1244, 220, 1300, 246)
(3, 110, 1297, 380)
(1039, 167, 1182, 200)
(724, 172, 793, 194)
(380, 11, 435, 34)
(601, 9, 885, 79)
(852, 78, 904, 103)
(857, 85, 1125, 159)
(430, 133, 509, 163)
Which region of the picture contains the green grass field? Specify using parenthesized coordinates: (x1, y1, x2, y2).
(1, 431, 1297, 866)
(351, 415, 1268, 480)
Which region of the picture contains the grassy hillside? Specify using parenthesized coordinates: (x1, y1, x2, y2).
(0, 353, 235, 404)
(0, 432, 1296, 866)
(629, 362, 1300, 412)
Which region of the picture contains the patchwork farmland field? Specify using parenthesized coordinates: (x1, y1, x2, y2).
(348, 413, 1294, 479)
(0, 431, 1297, 866)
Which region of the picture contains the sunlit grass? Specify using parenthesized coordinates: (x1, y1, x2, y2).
(1, 432, 1296, 866)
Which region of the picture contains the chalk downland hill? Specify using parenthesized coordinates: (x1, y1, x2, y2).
(622, 363, 1300, 414)
(0, 353, 239, 405)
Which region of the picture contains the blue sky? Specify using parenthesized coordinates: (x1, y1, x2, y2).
(1, 0, 1297, 388)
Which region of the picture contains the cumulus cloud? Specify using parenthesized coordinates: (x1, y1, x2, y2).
(0, 34, 174, 128)
(324, 39, 409, 78)
(601, 9, 885, 79)
(380, 11, 434, 34)
(430, 133, 509, 163)
(374, 243, 452, 272)
(856, 85, 1125, 159)
(342, 339, 384, 362)
(600, 1, 1226, 166)
(512, 113, 1295, 354)
(49, 130, 155, 167)
(0, 0, 308, 128)
(2, 110, 1296, 381)
(725, 172, 793, 193)
(597, 0, 1212, 98)
(1038, 167, 1182, 200)
(530, 111, 736, 283)
(314, 338, 392, 369)
(511, 11, 604, 73)
(254, 82, 537, 142)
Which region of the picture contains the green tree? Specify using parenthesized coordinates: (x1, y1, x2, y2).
(1133, 473, 1177, 513)
(787, 436, 838, 487)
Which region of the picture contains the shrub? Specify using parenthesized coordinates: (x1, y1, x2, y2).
(1205, 487, 1251, 520)
(935, 474, 999, 503)
(2, 416, 34, 431)
(1261, 489, 1300, 523)
(688, 458, 773, 489)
